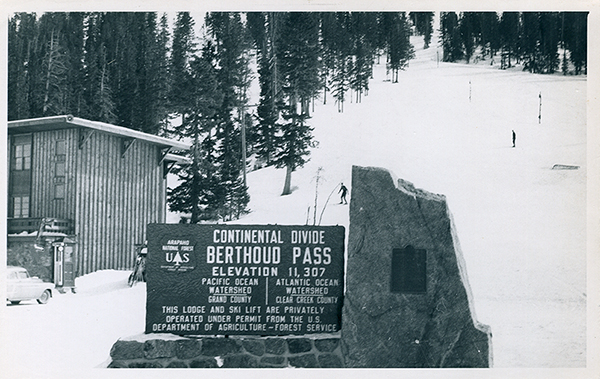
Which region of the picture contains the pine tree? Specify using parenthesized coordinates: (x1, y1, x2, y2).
(521, 12, 542, 73)
(410, 12, 434, 49)
(385, 12, 414, 82)
(8, 13, 38, 120)
(519, 12, 561, 74)
(287, 12, 321, 116)
(276, 12, 320, 196)
(8, 15, 21, 120)
(479, 12, 501, 59)
(563, 12, 587, 75)
(499, 12, 520, 68)
(9, 12, 87, 119)
(349, 12, 376, 103)
(319, 12, 339, 106)
(205, 12, 252, 220)
(168, 54, 224, 222)
(167, 12, 223, 222)
(155, 13, 172, 134)
(331, 54, 351, 112)
(538, 12, 560, 74)
(327, 13, 353, 111)
(130, 12, 171, 135)
(37, 13, 70, 116)
(247, 12, 283, 166)
(459, 12, 477, 63)
(440, 12, 463, 62)
(373, 12, 390, 63)
(101, 13, 138, 128)
(82, 13, 117, 123)
(170, 12, 196, 122)
(350, 40, 372, 103)
(62, 12, 86, 116)
(130, 13, 151, 131)
(98, 12, 169, 132)
(422, 12, 434, 49)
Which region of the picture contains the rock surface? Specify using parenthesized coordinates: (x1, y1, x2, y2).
(341, 166, 492, 368)
(109, 335, 344, 368)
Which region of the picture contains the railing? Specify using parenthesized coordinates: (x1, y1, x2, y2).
(7, 218, 73, 235)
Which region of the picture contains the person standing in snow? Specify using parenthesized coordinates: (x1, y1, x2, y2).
(339, 183, 348, 204)
(512, 130, 516, 147)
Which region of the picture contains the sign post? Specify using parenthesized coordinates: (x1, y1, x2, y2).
(145, 224, 345, 336)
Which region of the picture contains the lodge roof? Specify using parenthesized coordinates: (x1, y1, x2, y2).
(7, 115, 191, 151)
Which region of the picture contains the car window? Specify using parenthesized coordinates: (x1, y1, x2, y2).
(16, 271, 29, 279)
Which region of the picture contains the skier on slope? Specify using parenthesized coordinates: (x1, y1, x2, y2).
(339, 183, 348, 204)
(512, 130, 516, 148)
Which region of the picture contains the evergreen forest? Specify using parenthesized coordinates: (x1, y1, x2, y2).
(7, 11, 587, 222)
(439, 12, 587, 74)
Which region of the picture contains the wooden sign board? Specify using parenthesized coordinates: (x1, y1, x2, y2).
(145, 224, 345, 336)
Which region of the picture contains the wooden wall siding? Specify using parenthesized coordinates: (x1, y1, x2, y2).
(74, 131, 166, 276)
(11, 126, 171, 277)
(31, 129, 78, 221)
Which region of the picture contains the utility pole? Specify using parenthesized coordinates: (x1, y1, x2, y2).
(241, 110, 247, 187)
(538, 92, 542, 124)
(469, 80, 472, 102)
(313, 167, 323, 225)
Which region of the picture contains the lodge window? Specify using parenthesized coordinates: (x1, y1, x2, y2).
(55, 141, 66, 200)
(13, 141, 31, 170)
(56, 162, 66, 176)
(56, 140, 66, 155)
(13, 196, 30, 218)
(55, 184, 65, 199)
(10, 134, 32, 218)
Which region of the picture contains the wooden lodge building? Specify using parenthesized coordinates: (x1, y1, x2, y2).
(7, 115, 191, 280)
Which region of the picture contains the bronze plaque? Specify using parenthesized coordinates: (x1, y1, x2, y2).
(390, 245, 426, 293)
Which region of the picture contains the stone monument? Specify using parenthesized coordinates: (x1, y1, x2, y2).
(341, 166, 492, 368)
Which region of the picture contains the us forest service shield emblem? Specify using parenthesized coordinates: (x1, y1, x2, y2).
(160, 238, 196, 272)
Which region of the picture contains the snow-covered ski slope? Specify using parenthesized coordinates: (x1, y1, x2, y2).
(237, 34, 587, 367)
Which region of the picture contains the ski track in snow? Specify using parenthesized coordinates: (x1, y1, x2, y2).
(1, 34, 588, 375)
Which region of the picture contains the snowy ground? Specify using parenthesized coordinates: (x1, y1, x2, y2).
(239, 38, 588, 369)
(1, 33, 594, 378)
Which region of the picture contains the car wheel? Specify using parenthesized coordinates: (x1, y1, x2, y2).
(37, 290, 51, 304)
(10, 300, 21, 305)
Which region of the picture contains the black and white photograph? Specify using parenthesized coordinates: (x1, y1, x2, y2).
(1, 1, 598, 378)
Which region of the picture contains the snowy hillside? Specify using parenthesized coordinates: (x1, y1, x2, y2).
(1, 32, 589, 377)
(237, 35, 587, 368)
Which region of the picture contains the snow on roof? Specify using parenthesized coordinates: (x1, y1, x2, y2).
(8, 231, 68, 238)
(7, 115, 191, 151)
